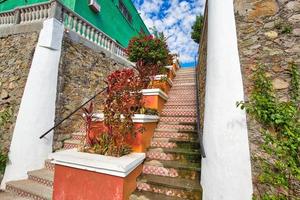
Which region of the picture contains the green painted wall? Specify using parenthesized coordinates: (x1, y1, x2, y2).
(73, 0, 149, 47)
(0, 0, 149, 47)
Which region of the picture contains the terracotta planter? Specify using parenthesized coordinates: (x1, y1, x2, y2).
(88, 113, 159, 153)
(50, 149, 145, 200)
(164, 65, 176, 80)
(142, 89, 168, 113)
(150, 80, 172, 94)
(126, 114, 159, 153)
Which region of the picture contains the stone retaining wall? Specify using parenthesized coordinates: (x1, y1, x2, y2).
(234, 0, 300, 197)
(0, 32, 39, 152)
(53, 36, 124, 151)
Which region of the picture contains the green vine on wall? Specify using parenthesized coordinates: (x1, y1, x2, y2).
(237, 64, 300, 200)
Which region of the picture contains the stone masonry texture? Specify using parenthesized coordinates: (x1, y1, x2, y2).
(234, 0, 300, 198)
(0, 32, 38, 153)
(53, 36, 123, 151)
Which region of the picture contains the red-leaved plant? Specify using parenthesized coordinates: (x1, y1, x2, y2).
(81, 68, 144, 157)
(103, 68, 144, 156)
(82, 102, 95, 146)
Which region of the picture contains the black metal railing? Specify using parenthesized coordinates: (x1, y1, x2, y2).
(39, 87, 107, 139)
(195, 69, 206, 158)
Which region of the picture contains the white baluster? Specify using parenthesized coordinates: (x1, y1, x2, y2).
(90, 28, 95, 42)
(10, 14, 14, 24)
(46, 4, 51, 19)
(67, 13, 72, 29)
(100, 33, 104, 47)
(82, 23, 86, 38)
(77, 20, 82, 34)
(86, 26, 90, 40)
(94, 32, 99, 44)
(35, 6, 40, 21)
(3, 14, 7, 24)
(98, 33, 102, 46)
(39, 5, 44, 20)
(72, 16, 77, 32)
(4, 13, 8, 24)
(28, 8, 33, 22)
(20, 10, 25, 23)
(32, 7, 37, 21)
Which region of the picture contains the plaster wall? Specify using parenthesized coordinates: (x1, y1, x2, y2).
(201, 0, 253, 199)
(1, 18, 64, 188)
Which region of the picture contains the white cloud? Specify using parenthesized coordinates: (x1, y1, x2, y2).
(134, 0, 206, 64)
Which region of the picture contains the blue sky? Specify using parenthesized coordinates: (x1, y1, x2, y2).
(133, 0, 206, 67)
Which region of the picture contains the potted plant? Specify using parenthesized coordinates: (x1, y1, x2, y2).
(50, 69, 147, 200)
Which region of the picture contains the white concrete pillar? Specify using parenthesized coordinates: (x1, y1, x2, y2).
(201, 0, 253, 199)
(1, 18, 64, 188)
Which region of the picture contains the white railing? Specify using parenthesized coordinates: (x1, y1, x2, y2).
(20, 4, 51, 24)
(0, 0, 127, 59)
(0, 11, 15, 26)
(61, 7, 126, 57)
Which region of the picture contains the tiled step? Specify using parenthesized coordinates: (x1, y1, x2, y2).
(174, 77, 195, 81)
(176, 71, 195, 74)
(160, 116, 197, 123)
(174, 76, 195, 80)
(172, 83, 196, 87)
(44, 159, 54, 171)
(151, 138, 200, 149)
(155, 127, 197, 133)
(173, 80, 195, 84)
(170, 88, 196, 92)
(63, 139, 81, 149)
(143, 160, 201, 180)
(28, 169, 54, 187)
(164, 105, 196, 110)
(137, 175, 202, 200)
(146, 147, 201, 163)
(157, 124, 196, 131)
(154, 131, 197, 140)
(0, 191, 28, 200)
(6, 179, 52, 200)
(168, 97, 196, 101)
(161, 110, 196, 116)
(130, 191, 182, 200)
(166, 100, 196, 105)
(71, 132, 85, 140)
(168, 90, 196, 94)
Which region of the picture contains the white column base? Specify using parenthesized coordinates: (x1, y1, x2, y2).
(1, 18, 64, 189)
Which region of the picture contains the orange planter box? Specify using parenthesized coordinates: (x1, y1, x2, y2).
(150, 79, 172, 94)
(86, 114, 159, 153)
(50, 150, 145, 200)
(164, 65, 176, 80)
(149, 75, 173, 94)
(142, 89, 168, 113)
(127, 115, 159, 152)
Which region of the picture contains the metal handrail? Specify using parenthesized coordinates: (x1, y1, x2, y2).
(195, 70, 206, 158)
(39, 87, 107, 139)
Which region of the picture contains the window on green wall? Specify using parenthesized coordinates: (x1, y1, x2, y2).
(119, 0, 132, 24)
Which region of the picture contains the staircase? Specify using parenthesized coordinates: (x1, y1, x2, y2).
(1, 137, 81, 199)
(130, 68, 202, 200)
(0, 68, 202, 200)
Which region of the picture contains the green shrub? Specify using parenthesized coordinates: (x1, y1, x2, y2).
(238, 64, 300, 199)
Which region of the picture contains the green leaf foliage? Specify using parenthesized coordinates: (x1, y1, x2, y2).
(191, 15, 204, 44)
(238, 65, 300, 199)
